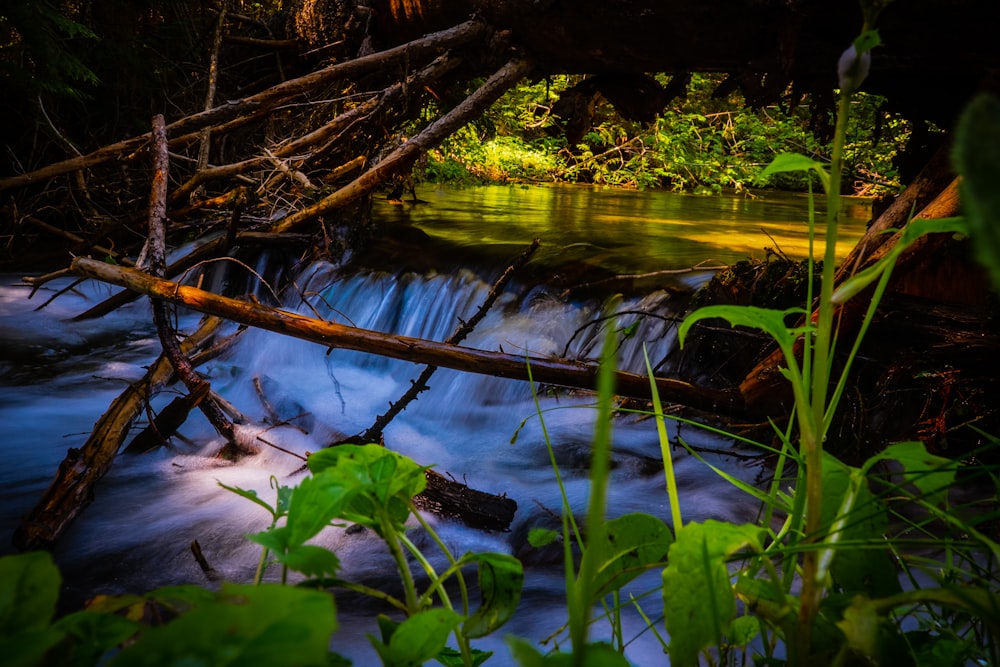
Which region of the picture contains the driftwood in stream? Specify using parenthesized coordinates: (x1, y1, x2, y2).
(13, 317, 224, 551)
(143, 114, 243, 458)
(70, 257, 744, 415)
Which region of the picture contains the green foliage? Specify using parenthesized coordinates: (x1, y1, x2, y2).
(423, 72, 906, 195)
(953, 92, 1000, 290)
(0, 1, 99, 100)
(109, 584, 338, 667)
(662, 522, 763, 666)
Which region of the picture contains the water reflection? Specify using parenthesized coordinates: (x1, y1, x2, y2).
(376, 184, 870, 274)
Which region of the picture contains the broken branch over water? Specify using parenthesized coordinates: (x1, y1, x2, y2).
(70, 257, 746, 416)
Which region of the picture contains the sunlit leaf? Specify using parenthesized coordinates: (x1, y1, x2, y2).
(866, 441, 957, 508)
(461, 552, 524, 638)
(527, 527, 560, 548)
(759, 153, 830, 192)
(679, 305, 806, 366)
(662, 521, 762, 667)
(831, 217, 968, 305)
(369, 609, 463, 667)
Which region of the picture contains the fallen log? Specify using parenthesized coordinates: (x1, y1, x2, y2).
(270, 56, 535, 233)
(70, 257, 745, 416)
(12, 316, 224, 551)
(144, 114, 241, 457)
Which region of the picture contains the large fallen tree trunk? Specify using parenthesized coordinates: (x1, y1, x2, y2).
(70, 257, 745, 416)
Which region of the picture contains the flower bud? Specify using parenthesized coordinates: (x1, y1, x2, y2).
(837, 44, 871, 92)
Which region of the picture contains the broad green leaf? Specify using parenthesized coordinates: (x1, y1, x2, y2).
(759, 153, 830, 192)
(837, 596, 881, 657)
(435, 646, 494, 667)
(309, 444, 428, 528)
(111, 583, 337, 667)
(285, 470, 357, 547)
(527, 527, 560, 548)
(369, 609, 462, 667)
(506, 637, 632, 666)
(865, 441, 957, 508)
(461, 552, 524, 638)
(662, 521, 762, 667)
(218, 481, 278, 517)
(52, 609, 141, 667)
(276, 544, 341, 579)
(584, 512, 672, 598)
(0, 552, 64, 667)
(953, 92, 1000, 290)
(726, 615, 760, 648)
(734, 575, 794, 627)
(679, 305, 807, 367)
(828, 483, 901, 598)
(0, 551, 60, 634)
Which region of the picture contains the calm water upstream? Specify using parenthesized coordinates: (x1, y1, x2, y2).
(0, 185, 869, 664)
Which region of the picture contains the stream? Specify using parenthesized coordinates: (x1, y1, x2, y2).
(0, 184, 870, 664)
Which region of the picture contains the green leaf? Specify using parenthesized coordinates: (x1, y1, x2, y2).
(662, 521, 762, 667)
(726, 615, 760, 648)
(953, 92, 1000, 291)
(285, 470, 357, 547)
(837, 596, 881, 657)
(435, 646, 494, 667)
(0, 551, 60, 634)
(866, 441, 957, 508)
(0, 552, 65, 667)
(218, 481, 278, 519)
(527, 527, 560, 548)
(52, 609, 141, 667)
(276, 544, 341, 579)
(759, 153, 830, 192)
(506, 638, 632, 666)
(679, 305, 807, 366)
(308, 444, 428, 531)
(369, 609, 463, 667)
(853, 29, 882, 54)
(461, 552, 524, 638)
(110, 583, 337, 667)
(584, 513, 672, 598)
(828, 482, 901, 599)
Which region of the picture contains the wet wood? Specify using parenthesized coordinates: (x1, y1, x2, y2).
(70, 257, 744, 415)
(417, 470, 517, 532)
(145, 114, 239, 456)
(12, 317, 223, 551)
(342, 239, 541, 445)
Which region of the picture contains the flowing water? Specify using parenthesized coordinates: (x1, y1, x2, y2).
(0, 185, 869, 664)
